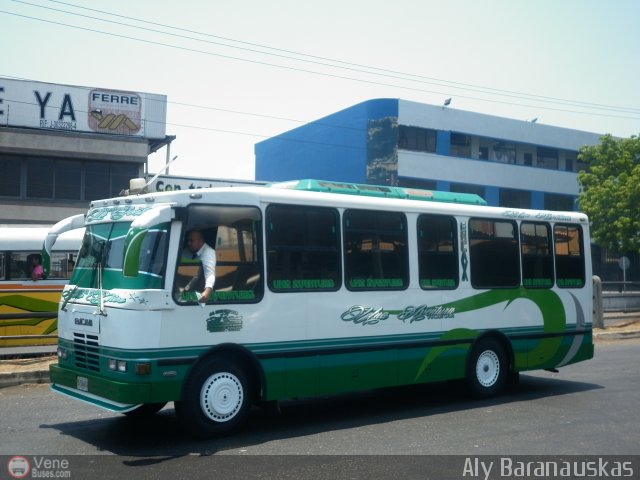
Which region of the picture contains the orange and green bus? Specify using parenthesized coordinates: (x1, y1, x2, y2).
(0, 226, 83, 347)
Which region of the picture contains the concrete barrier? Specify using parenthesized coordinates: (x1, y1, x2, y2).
(593, 276, 604, 328)
(602, 292, 640, 312)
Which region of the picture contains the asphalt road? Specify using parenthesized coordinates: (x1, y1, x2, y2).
(0, 339, 638, 479)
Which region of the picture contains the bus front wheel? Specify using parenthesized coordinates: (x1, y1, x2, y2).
(176, 357, 252, 438)
(467, 337, 507, 398)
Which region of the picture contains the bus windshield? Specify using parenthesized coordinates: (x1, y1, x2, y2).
(73, 222, 169, 289)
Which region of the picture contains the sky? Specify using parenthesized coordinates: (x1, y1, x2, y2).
(1, 0, 639, 180)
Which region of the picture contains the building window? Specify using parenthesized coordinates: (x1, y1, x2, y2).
(499, 188, 531, 209)
(0, 154, 141, 202)
(0, 156, 21, 197)
(451, 182, 485, 197)
(111, 163, 140, 197)
(344, 209, 408, 290)
(524, 153, 533, 166)
(565, 158, 574, 171)
(544, 193, 575, 211)
(398, 178, 437, 190)
(450, 133, 471, 158)
(536, 147, 559, 169)
(417, 215, 458, 289)
(398, 126, 436, 153)
(55, 160, 82, 200)
(85, 162, 111, 201)
(26, 157, 54, 198)
(478, 146, 489, 160)
(493, 141, 516, 164)
(469, 219, 520, 288)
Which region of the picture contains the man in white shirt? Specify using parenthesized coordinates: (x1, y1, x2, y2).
(184, 229, 216, 303)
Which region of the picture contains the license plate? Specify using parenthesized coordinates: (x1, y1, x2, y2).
(77, 376, 88, 392)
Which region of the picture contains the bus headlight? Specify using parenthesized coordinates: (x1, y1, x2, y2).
(108, 358, 128, 372)
(57, 347, 68, 360)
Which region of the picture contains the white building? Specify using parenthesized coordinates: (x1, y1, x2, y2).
(255, 98, 602, 211)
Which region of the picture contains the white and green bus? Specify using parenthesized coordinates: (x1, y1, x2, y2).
(47, 179, 593, 437)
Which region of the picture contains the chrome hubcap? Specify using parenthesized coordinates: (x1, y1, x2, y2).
(476, 350, 500, 388)
(200, 372, 243, 422)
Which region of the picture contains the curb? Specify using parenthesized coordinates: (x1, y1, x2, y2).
(0, 369, 51, 389)
(593, 330, 640, 341)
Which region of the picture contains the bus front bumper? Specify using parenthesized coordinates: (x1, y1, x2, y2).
(50, 364, 148, 413)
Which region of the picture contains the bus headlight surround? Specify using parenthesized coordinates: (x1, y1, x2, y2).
(107, 358, 128, 372)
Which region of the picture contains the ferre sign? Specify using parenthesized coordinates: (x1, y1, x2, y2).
(88, 90, 142, 135)
(0, 76, 166, 139)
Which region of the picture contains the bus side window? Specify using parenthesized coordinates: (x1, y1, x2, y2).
(174, 205, 263, 304)
(521, 222, 554, 288)
(417, 215, 458, 289)
(9, 252, 39, 280)
(266, 204, 341, 292)
(469, 219, 520, 288)
(554, 224, 585, 288)
(344, 209, 409, 291)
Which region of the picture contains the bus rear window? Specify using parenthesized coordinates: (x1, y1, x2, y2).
(554, 224, 585, 288)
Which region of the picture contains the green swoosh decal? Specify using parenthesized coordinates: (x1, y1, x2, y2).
(414, 288, 566, 380)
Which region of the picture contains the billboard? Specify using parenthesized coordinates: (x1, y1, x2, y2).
(0, 77, 167, 139)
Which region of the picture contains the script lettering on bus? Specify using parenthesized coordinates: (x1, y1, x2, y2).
(398, 305, 456, 322)
(62, 288, 126, 305)
(534, 212, 573, 222)
(502, 210, 530, 219)
(86, 206, 152, 222)
(340, 305, 390, 326)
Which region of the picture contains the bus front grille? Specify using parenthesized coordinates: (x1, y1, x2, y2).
(73, 333, 100, 372)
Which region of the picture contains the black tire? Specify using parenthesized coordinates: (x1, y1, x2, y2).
(124, 402, 167, 418)
(467, 337, 507, 398)
(176, 357, 252, 438)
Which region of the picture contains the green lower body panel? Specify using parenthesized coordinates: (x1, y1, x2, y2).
(50, 364, 181, 409)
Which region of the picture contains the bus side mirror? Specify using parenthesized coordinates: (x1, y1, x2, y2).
(123, 205, 175, 277)
(41, 214, 86, 278)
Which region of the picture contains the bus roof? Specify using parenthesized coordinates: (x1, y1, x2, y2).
(0, 227, 84, 251)
(87, 178, 587, 226)
(268, 179, 487, 206)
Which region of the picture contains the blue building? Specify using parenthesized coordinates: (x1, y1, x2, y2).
(255, 98, 601, 211)
(255, 99, 640, 286)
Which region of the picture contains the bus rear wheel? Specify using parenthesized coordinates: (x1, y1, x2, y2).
(176, 357, 251, 438)
(467, 337, 507, 398)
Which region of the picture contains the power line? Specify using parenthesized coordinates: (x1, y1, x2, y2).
(38, 0, 637, 115)
(0, 95, 366, 150)
(6, 0, 640, 117)
(3, 9, 640, 125)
